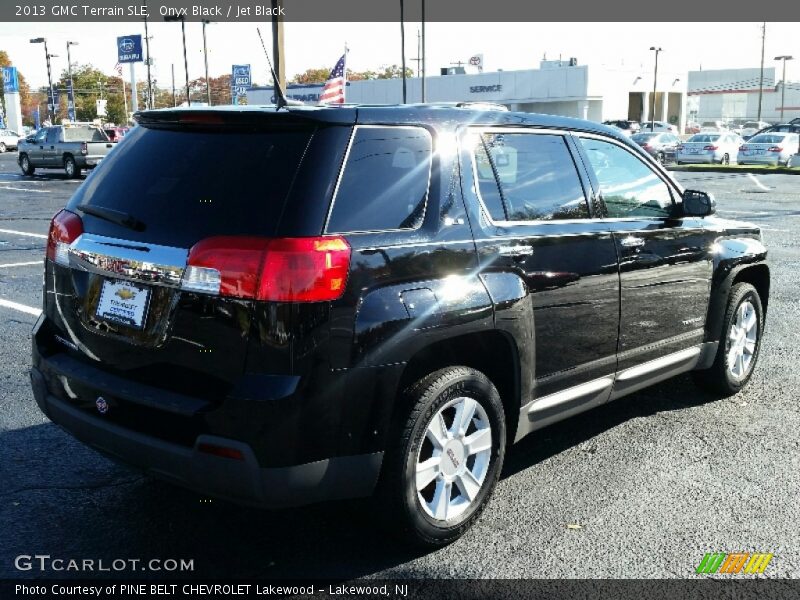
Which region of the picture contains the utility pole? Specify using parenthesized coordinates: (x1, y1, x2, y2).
(165, 14, 190, 105)
(775, 55, 794, 122)
(271, 0, 286, 92)
(202, 20, 212, 105)
(144, 4, 153, 109)
(421, 0, 426, 102)
(649, 46, 662, 131)
(757, 22, 765, 122)
(400, 0, 407, 103)
(412, 29, 422, 78)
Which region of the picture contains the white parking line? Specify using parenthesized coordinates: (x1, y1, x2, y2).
(0, 185, 50, 193)
(747, 173, 771, 191)
(0, 261, 42, 268)
(0, 228, 48, 239)
(0, 298, 42, 317)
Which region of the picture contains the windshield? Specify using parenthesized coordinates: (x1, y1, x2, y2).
(67, 124, 315, 247)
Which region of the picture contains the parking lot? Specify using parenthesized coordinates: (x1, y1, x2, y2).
(0, 150, 798, 579)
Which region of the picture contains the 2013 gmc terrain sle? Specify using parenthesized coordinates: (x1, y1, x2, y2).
(30, 104, 769, 546)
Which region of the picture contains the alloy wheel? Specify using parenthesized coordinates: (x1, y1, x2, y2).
(415, 396, 492, 522)
(727, 300, 758, 379)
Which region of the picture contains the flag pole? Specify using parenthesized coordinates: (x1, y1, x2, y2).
(343, 43, 348, 103)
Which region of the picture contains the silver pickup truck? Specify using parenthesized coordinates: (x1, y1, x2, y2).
(18, 125, 115, 178)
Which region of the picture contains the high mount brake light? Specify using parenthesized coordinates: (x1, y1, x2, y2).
(183, 236, 351, 302)
(46, 210, 83, 266)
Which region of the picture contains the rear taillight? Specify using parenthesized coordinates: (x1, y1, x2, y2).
(768, 146, 783, 152)
(46, 210, 83, 266)
(80, 142, 88, 155)
(703, 145, 718, 151)
(677, 144, 684, 150)
(739, 145, 748, 151)
(183, 236, 351, 302)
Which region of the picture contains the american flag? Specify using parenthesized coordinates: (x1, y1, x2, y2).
(319, 54, 346, 104)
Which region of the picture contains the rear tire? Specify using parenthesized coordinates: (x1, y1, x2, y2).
(377, 366, 506, 547)
(0, 142, 6, 153)
(64, 155, 81, 179)
(19, 154, 35, 176)
(657, 151, 665, 164)
(721, 153, 730, 165)
(693, 283, 763, 396)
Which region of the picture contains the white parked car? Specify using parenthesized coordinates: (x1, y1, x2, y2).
(0, 129, 21, 152)
(676, 132, 743, 165)
(640, 120, 678, 134)
(738, 132, 800, 166)
(740, 121, 771, 141)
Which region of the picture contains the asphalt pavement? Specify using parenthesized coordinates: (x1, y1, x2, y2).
(1, 152, 798, 580)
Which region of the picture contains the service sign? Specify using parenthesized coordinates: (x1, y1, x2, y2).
(117, 34, 143, 63)
(232, 64, 251, 97)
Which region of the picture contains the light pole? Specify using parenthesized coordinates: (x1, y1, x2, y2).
(165, 14, 190, 106)
(757, 23, 766, 122)
(421, 0, 426, 102)
(649, 46, 662, 132)
(400, 0, 407, 104)
(774, 55, 794, 122)
(202, 20, 212, 105)
(30, 37, 56, 123)
(66, 41, 78, 121)
(143, 3, 153, 109)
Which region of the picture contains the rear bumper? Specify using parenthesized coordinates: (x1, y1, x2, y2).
(676, 154, 715, 164)
(738, 156, 780, 165)
(30, 365, 383, 508)
(76, 155, 104, 168)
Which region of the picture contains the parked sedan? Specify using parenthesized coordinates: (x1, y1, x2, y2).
(740, 121, 771, 141)
(0, 128, 21, 153)
(640, 120, 679, 134)
(676, 132, 743, 165)
(738, 132, 800, 166)
(631, 131, 681, 163)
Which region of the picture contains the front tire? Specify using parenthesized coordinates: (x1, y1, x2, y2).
(19, 154, 35, 176)
(693, 283, 764, 396)
(378, 366, 506, 546)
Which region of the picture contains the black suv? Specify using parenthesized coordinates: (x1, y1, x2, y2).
(30, 105, 769, 546)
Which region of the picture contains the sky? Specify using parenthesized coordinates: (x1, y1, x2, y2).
(1, 21, 798, 90)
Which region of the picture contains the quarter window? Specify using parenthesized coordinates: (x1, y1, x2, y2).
(326, 127, 432, 233)
(474, 132, 589, 222)
(578, 137, 675, 219)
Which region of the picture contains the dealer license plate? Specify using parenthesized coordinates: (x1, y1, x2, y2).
(96, 279, 151, 329)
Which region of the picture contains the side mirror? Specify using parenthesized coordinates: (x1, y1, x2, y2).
(682, 189, 716, 217)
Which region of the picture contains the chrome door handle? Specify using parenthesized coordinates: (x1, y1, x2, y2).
(499, 244, 534, 257)
(619, 236, 645, 248)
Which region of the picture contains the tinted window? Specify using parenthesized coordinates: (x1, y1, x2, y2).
(478, 133, 588, 221)
(327, 127, 431, 233)
(749, 134, 785, 144)
(688, 134, 720, 143)
(64, 126, 107, 142)
(632, 133, 658, 142)
(67, 125, 314, 248)
(34, 130, 46, 143)
(46, 128, 59, 144)
(578, 137, 674, 219)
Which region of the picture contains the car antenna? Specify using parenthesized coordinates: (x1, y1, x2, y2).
(256, 27, 299, 111)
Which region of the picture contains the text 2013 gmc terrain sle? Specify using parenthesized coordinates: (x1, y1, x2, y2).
(30, 105, 768, 546)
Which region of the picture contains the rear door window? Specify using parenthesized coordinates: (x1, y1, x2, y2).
(474, 132, 589, 222)
(67, 125, 315, 248)
(326, 126, 432, 233)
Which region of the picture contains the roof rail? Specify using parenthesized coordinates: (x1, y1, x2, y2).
(455, 102, 509, 112)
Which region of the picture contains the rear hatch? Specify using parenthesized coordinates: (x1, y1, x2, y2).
(44, 114, 318, 398)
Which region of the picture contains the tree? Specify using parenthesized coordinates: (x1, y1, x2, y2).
(0, 50, 37, 126)
(188, 74, 233, 106)
(291, 65, 414, 85)
(54, 64, 126, 124)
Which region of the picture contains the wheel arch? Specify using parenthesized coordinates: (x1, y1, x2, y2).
(706, 260, 770, 344)
(394, 329, 522, 444)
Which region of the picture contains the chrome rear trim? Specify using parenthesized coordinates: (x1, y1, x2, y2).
(68, 233, 188, 288)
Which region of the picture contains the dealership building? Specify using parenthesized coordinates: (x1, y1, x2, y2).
(687, 67, 800, 123)
(249, 59, 688, 129)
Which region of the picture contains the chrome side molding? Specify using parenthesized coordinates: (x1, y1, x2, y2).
(68, 233, 188, 288)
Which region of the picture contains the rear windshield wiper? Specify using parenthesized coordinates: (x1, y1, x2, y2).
(75, 205, 146, 232)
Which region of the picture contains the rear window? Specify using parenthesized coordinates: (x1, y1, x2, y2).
(326, 126, 432, 233)
(743, 122, 761, 129)
(64, 126, 108, 142)
(67, 125, 314, 248)
(632, 133, 657, 142)
(687, 134, 720, 143)
(748, 134, 785, 144)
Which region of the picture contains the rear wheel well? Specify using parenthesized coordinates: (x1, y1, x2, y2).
(733, 264, 770, 316)
(395, 331, 521, 443)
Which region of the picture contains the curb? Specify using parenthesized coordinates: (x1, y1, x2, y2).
(667, 165, 800, 175)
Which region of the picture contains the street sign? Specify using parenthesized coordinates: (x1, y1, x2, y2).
(117, 35, 143, 64)
(96, 99, 107, 117)
(231, 64, 251, 98)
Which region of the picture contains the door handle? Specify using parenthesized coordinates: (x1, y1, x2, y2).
(499, 244, 534, 258)
(619, 236, 645, 248)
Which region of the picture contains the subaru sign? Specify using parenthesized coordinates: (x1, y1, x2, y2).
(232, 64, 251, 97)
(117, 35, 143, 63)
(2, 66, 19, 93)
